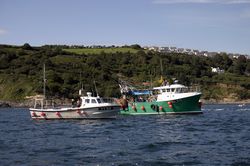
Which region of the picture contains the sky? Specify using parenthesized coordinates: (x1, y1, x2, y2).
(0, 0, 250, 54)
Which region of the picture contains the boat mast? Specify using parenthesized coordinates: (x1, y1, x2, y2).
(80, 71, 83, 89)
(43, 63, 46, 99)
(79, 71, 83, 96)
(94, 80, 99, 97)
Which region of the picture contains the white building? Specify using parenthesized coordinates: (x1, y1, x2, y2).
(211, 67, 225, 74)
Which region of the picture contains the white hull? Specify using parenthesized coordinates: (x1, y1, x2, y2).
(29, 106, 120, 120)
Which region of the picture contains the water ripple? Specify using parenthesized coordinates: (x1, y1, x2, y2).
(0, 105, 250, 165)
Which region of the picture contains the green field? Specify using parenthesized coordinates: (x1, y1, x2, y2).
(63, 47, 140, 54)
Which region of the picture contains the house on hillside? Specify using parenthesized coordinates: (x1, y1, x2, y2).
(159, 47, 170, 53)
(148, 46, 159, 51)
(211, 67, 225, 74)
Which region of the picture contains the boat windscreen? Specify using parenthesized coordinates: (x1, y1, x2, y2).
(97, 99, 102, 103)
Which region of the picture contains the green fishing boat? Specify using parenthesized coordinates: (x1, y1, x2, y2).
(119, 83, 202, 115)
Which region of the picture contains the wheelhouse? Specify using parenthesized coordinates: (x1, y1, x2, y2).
(153, 84, 188, 94)
(79, 92, 117, 107)
(83, 98, 103, 104)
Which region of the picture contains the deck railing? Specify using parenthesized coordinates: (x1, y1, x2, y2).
(33, 98, 72, 109)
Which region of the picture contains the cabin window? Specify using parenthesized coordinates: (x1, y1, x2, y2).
(85, 99, 90, 103)
(176, 88, 181, 93)
(181, 88, 188, 93)
(171, 89, 175, 92)
(166, 89, 170, 92)
(97, 99, 102, 103)
(91, 99, 97, 103)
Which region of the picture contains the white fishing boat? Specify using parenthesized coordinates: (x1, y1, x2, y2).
(29, 64, 120, 119)
(29, 92, 120, 119)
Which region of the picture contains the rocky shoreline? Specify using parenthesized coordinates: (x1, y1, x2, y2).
(0, 102, 11, 108)
(0, 100, 35, 108)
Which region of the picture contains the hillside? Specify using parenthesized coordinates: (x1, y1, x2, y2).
(0, 44, 250, 104)
(63, 47, 140, 54)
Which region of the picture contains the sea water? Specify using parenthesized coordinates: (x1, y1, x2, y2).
(0, 104, 250, 166)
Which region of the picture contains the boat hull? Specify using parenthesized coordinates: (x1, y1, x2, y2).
(120, 94, 202, 115)
(30, 106, 120, 120)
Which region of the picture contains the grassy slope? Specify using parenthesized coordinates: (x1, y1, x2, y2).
(63, 47, 139, 54)
(0, 74, 36, 101)
(200, 73, 250, 102)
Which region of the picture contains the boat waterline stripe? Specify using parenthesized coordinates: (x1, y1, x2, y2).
(121, 111, 202, 115)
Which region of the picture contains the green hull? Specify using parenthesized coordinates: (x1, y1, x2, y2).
(120, 94, 202, 115)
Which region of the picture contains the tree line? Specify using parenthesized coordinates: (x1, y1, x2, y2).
(0, 43, 250, 100)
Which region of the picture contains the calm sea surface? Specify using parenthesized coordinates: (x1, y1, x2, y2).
(0, 104, 250, 166)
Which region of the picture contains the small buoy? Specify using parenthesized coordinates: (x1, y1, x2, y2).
(32, 112, 37, 117)
(41, 112, 46, 117)
(141, 106, 145, 111)
(56, 111, 61, 117)
(168, 101, 173, 108)
(159, 106, 163, 111)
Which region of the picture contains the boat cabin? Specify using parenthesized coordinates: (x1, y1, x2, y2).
(78, 92, 114, 108)
(78, 92, 101, 107)
(124, 84, 190, 102)
(153, 84, 188, 94)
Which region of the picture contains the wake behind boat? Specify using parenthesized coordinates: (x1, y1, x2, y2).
(29, 92, 120, 120)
